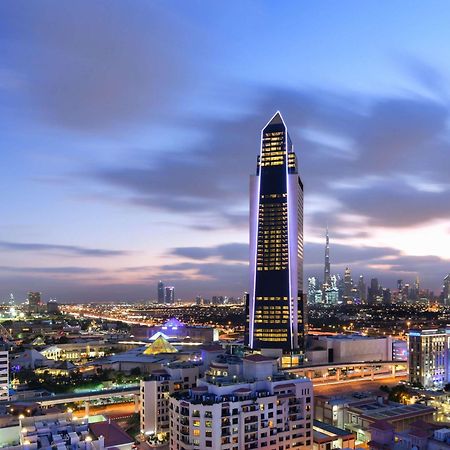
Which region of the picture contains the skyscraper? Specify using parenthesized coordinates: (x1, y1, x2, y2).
(442, 274, 450, 306)
(27, 291, 41, 314)
(157, 281, 165, 303)
(247, 112, 305, 355)
(165, 286, 175, 304)
(324, 226, 331, 287)
(343, 267, 353, 302)
(357, 275, 366, 303)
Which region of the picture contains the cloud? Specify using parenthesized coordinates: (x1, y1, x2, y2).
(88, 83, 450, 234)
(171, 243, 248, 262)
(0, 241, 129, 257)
(0, 266, 103, 274)
(0, 1, 201, 132)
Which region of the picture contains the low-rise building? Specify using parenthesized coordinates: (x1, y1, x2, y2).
(313, 420, 356, 450)
(369, 420, 450, 450)
(307, 335, 398, 364)
(0, 412, 134, 450)
(40, 341, 111, 361)
(315, 393, 436, 446)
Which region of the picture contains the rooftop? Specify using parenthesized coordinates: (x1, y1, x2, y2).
(90, 420, 133, 447)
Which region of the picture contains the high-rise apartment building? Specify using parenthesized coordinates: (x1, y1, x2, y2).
(0, 347, 9, 401)
(169, 355, 313, 450)
(408, 327, 450, 390)
(165, 286, 175, 304)
(158, 281, 165, 303)
(247, 112, 305, 355)
(140, 363, 199, 437)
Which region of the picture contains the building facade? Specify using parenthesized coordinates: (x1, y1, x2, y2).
(169, 356, 313, 450)
(247, 112, 305, 355)
(165, 286, 175, 304)
(0, 349, 9, 401)
(408, 327, 450, 389)
(140, 363, 200, 437)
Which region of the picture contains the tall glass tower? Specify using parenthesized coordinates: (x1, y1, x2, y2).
(324, 226, 331, 287)
(247, 112, 305, 354)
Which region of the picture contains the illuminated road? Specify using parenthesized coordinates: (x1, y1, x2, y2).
(314, 374, 406, 396)
(73, 402, 136, 418)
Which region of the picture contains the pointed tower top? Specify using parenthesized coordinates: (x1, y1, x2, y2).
(263, 111, 286, 129)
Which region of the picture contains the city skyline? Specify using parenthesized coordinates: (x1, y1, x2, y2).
(1, 2, 450, 301)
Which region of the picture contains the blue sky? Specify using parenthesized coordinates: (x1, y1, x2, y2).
(0, 1, 449, 301)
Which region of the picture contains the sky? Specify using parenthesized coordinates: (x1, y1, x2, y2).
(0, 1, 449, 302)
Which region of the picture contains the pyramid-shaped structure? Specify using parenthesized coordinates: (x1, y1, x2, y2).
(149, 331, 170, 341)
(143, 335, 178, 355)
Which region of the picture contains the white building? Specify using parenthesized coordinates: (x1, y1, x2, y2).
(307, 335, 396, 364)
(169, 355, 313, 450)
(0, 349, 9, 401)
(1, 413, 134, 450)
(140, 362, 200, 437)
(408, 327, 450, 389)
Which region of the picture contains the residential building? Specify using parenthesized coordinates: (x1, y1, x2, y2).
(0, 347, 9, 401)
(169, 354, 313, 450)
(140, 362, 200, 437)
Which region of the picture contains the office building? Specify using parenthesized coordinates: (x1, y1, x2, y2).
(165, 286, 175, 304)
(169, 355, 313, 450)
(408, 327, 450, 390)
(158, 281, 165, 303)
(247, 112, 306, 355)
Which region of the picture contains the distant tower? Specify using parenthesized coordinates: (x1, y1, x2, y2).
(324, 226, 331, 287)
(442, 274, 450, 306)
(247, 112, 305, 355)
(27, 291, 42, 314)
(165, 286, 175, 304)
(357, 275, 366, 303)
(157, 281, 165, 304)
(343, 267, 353, 302)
